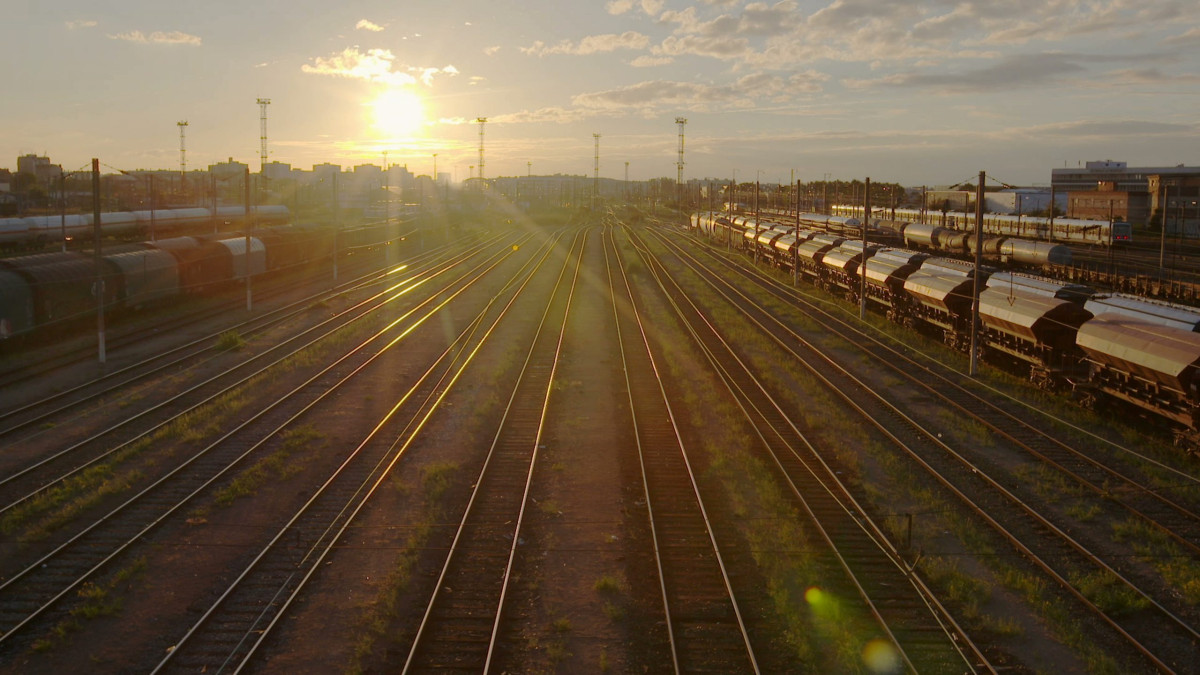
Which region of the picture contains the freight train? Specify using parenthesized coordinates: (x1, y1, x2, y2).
(692, 211, 1200, 448)
(0, 224, 333, 340)
(827, 205, 1131, 247)
(0, 206, 291, 250)
(710, 212, 1074, 267)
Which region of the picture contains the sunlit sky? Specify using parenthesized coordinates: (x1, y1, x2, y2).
(4, 0, 1199, 186)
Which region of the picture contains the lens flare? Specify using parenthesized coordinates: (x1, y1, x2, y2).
(370, 88, 425, 139)
(862, 638, 902, 674)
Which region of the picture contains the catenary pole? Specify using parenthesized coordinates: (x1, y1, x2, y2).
(92, 158, 106, 364)
(970, 171, 984, 376)
(861, 177, 870, 320)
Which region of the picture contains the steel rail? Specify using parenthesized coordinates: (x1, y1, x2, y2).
(629, 226, 987, 673)
(605, 226, 761, 674)
(653, 227, 1194, 671)
(402, 229, 586, 673)
(155, 234, 565, 674)
(0, 236, 528, 653)
(0, 239, 510, 518)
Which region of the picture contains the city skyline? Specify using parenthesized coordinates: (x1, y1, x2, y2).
(4, 0, 1198, 187)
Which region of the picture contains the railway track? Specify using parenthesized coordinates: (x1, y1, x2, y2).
(0, 243, 386, 392)
(154, 232, 571, 673)
(401, 229, 585, 672)
(649, 224, 1200, 670)
(0, 238, 477, 439)
(0, 237, 512, 526)
(672, 226, 1200, 559)
(622, 225, 985, 672)
(672, 229, 1200, 561)
(606, 226, 761, 673)
(0, 234, 534, 659)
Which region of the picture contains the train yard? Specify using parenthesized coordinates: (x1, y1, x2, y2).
(1, 211, 1199, 673)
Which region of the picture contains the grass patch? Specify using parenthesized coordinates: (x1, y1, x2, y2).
(216, 330, 245, 352)
(1071, 570, 1150, 616)
(593, 575, 624, 594)
(1113, 518, 1200, 605)
(32, 556, 147, 653)
(4, 387, 250, 540)
(211, 425, 325, 508)
(421, 461, 458, 501)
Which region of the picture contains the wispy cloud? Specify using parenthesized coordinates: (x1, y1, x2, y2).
(301, 48, 458, 86)
(570, 71, 818, 115)
(608, 0, 664, 16)
(1164, 26, 1200, 47)
(606, 0, 634, 15)
(844, 53, 1088, 93)
(631, 55, 673, 67)
(522, 32, 650, 57)
(108, 30, 202, 46)
(356, 19, 384, 32)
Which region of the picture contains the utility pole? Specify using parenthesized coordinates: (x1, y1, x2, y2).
(861, 177, 870, 320)
(754, 180, 760, 264)
(384, 151, 394, 265)
(333, 171, 340, 282)
(794, 179, 801, 287)
(92, 158, 105, 364)
(1049, 185, 1056, 242)
(593, 133, 601, 212)
(1160, 181, 1168, 270)
(148, 174, 156, 242)
(245, 166, 253, 311)
(970, 171, 985, 376)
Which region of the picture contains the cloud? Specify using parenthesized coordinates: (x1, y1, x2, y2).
(302, 48, 458, 87)
(654, 34, 750, 60)
(1164, 26, 1200, 47)
(1099, 67, 1200, 86)
(66, 20, 97, 30)
(1019, 119, 1195, 139)
(606, 0, 634, 15)
(491, 107, 588, 125)
(631, 55, 674, 67)
(845, 53, 1088, 93)
(522, 31, 651, 56)
(641, 0, 665, 14)
(642, 0, 1197, 76)
(789, 69, 831, 93)
(356, 20, 384, 32)
(108, 30, 202, 46)
(607, 0, 663, 17)
(570, 71, 817, 115)
(485, 45, 501, 56)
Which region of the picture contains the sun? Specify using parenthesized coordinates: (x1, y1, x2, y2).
(369, 88, 425, 139)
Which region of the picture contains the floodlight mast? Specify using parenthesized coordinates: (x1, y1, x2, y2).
(476, 117, 487, 180)
(676, 117, 687, 212)
(257, 98, 271, 174)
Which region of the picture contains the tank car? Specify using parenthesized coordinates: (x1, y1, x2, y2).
(1075, 314, 1200, 440)
(0, 268, 34, 338)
